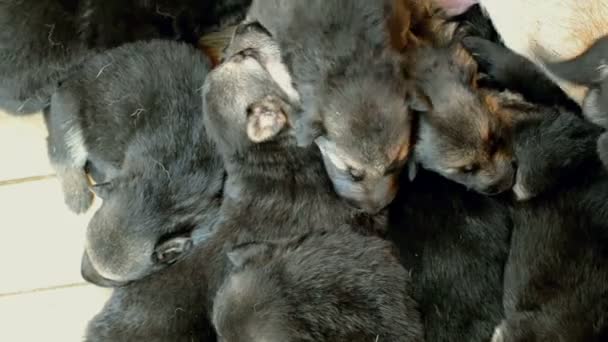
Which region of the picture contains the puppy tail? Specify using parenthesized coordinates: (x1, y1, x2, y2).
(540, 35, 608, 86)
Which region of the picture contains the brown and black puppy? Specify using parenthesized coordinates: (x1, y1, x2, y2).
(242, 0, 431, 213)
(409, 44, 517, 195)
(47, 40, 225, 285)
(86, 29, 422, 341)
(492, 105, 608, 342)
(0, 0, 250, 115)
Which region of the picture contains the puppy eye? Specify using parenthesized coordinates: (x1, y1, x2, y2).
(461, 164, 479, 174)
(347, 167, 366, 182)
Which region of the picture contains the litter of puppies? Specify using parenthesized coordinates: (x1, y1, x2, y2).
(4, 0, 608, 341)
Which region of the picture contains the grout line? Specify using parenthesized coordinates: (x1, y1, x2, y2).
(0, 282, 91, 298)
(0, 174, 56, 187)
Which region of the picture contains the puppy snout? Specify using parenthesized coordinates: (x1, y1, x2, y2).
(81, 251, 131, 288)
(483, 161, 517, 195)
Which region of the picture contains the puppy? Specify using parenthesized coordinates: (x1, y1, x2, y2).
(0, 0, 250, 115)
(542, 35, 608, 128)
(494, 106, 608, 341)
(388, 165, 511, 341)
(86, 35, 421, 341)
(46, 40, 225, 285)
(409, 44, 517, 195)
(433, 0, 608, 106)
(213, 229, 423, 342)
(243, 0, 430, 213)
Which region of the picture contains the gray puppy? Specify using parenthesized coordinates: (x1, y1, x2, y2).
(0, 0, 251, 115)
(410, 44, 517, 195)
(46, 40, 225, 285)
(241, 0, 430, 213)
(85, 32, 421, 341)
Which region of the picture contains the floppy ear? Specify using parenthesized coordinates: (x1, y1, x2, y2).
(407, 88, 432, 112)
(227, 242, 273, 269)
(90, 182, 113, 200)
(246, 95, 288, 143)
(153, 236, 193, 265)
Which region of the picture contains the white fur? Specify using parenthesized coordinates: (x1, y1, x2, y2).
(479, 0, 608, 105)
(64, 123, 88, 167)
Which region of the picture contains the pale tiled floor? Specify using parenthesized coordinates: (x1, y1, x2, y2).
(0, 111, 111, 341)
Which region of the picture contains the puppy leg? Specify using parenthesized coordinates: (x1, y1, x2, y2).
(46, 90, 92, 214)
(462, 37, 579, 111)
(597, 132, 608, 170)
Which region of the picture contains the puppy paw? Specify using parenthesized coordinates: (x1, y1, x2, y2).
(597, 132, 608, 170)
(59, 168, 93, 214)
(583, 87, 608, 129)
(461, 37, 509, 83)
(491, 322, 507, 342)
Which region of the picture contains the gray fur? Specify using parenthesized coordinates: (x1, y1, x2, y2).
(0, 0, 251, 115)
(85, 38, 419, 341)
(243, 0, 425, 213)
(46, 40, 225, 284)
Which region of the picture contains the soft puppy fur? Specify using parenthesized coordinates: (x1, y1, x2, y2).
(493, 106, 608, 341)
(243, 0, 430, 213)
(0, 0, 251, 115)
(86, 34, 422, 341)
(46, 40, 225, 285)
(213, 229, 423, 342)
(388, 168, 511, 341)
(409, 43, 517, 195)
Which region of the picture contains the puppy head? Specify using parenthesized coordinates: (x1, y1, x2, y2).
(203, 49, 295, 159)
(512, 107, 601, 201)
(415, 88, 516, 195)
(82, 168, 221, 286)
(413, 46, 516, 195)
(297, 59, 429, 214)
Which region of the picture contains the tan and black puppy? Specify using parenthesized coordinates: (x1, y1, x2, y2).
(242, 0, 430, 213)
(410, 44, 517, 195)
(86, 32, 423, 341)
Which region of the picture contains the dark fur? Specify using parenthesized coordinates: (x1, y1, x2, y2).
(0, 0, 250, 115)
(409, 44, 517, 195)
(213, 228, 423, 342)
(493, 107, 608, 341)
(85, 35, 419, 341)
(243, 0, 428, 213)
(388, 169, 511, 342)
(45, 40, 225, 284)
(461, 36, 582, 113)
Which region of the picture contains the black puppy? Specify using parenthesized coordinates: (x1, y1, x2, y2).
(492, 106, 608, 342)
(388, 169, 511, 341)
(243, 0, 429, 213)
(85, 34, 422, 341)
(46, 40, 225, 285)
(0, 0, 250, 115)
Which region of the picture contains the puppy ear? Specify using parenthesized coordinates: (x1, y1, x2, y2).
(246, 95, 288, 143)
(227, 242, 273, 269)
(407, 88, 432, 112)
(90, 182, 113, 200)
(153, 236, 193, 265)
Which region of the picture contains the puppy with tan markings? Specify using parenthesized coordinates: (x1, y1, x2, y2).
(493, 108, 608, 342)
(86, 32, 422, 341)
(243, 0, 429, 213)
(409, 44, 517, 195)
(46, 40, 225, 286)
